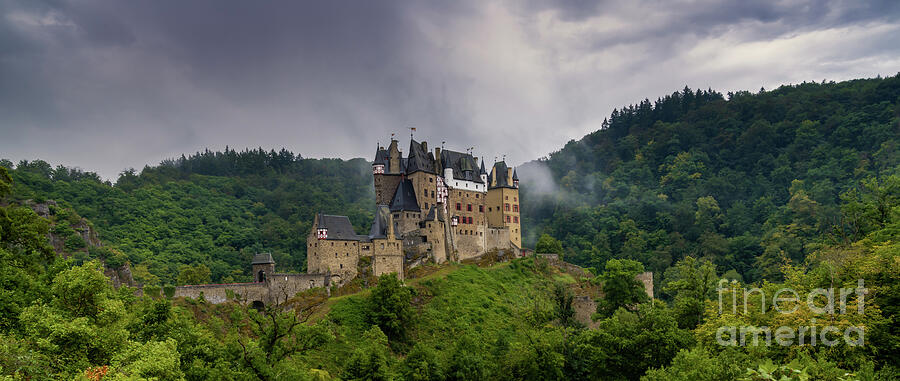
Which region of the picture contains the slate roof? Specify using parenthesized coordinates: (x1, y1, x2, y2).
(406, 139, 436, 174)
(251, 253, 275, 265)
(373, 147, 388, 166)
(423, 205, 445, 222)
(389, 179, 421, 212)
(489, 161, 515, 189)
(439, 149, 485, 184)
(315, 213, 362, 240)
(512, 168, 518, 181)
(480, 160, 488, 175)
(368, 205, 400, 239)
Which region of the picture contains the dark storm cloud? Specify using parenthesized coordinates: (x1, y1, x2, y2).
(1, 0, 899, 179)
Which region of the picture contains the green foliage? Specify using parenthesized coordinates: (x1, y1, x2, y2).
(109, 338, 184, 380)
(662, 256, 718, 329)
(535, 233, 563, 254)
(523, 76, 900, 284)
(343, 326, 394, 381)
(176, 263, 211, 286)
(163, 284, 176, 299)
(642, 347, 745, 381)
(367, 273, 414, 343)
(64, 234, 87, 252)
(7, 151, 374, 284)
(445, 335, 489, 381)
(51, 261, 111, 317)
(569, 303, 694, 380)
(400, 343, 444, 381)
(0, 166, 11, 199)
(552, 282, 577, 328)
(596, 259, 648, 318)
(2, 77, 900, 380)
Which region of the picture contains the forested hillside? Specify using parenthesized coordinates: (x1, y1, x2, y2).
(2, 149, 374, 284)
(1, 75, 899, 379)
(521, 75, 900, 285)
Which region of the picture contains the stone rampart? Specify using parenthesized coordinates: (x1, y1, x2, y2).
(173, 272, 329, 306)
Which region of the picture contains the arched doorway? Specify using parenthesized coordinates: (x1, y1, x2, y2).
(251, 300, 265, 311)
(257, 270, 266, 283)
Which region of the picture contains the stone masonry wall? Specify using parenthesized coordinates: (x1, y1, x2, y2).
(174, 282, 268, 305)
(307, 238, 360, 282)
(484, 227, 511, 252)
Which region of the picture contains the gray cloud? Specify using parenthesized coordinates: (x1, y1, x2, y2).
(1, 0, 898, 179)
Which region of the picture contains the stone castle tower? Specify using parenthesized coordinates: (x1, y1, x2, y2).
(306, 136, 523, 284)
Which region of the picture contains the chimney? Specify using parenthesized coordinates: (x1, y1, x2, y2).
(434, 147, 442, 170)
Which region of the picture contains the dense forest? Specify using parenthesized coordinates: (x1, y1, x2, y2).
(521, 75, 900, 286)
(3, 149, 375, 284)
(1, 74, 898, 379)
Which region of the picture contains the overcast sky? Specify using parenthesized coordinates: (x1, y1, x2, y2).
(2, 0, 899, 180)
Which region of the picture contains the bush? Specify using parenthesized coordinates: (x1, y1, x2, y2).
(64, 234, 87, 252)
(366, 273, 414, 342)
(143, 285, 161, 299)
(163, 285, 175, 299)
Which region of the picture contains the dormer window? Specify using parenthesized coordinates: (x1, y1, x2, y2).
(373, 164, 385, 174)
(317, 228, 327, 240)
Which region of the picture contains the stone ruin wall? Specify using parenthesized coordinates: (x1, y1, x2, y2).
(174, 282, 268, 305)
(173, 272, 329, 305)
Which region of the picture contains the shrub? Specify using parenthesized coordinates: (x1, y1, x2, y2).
(366, 273, 413, 342)
(143, 285, 161, 299)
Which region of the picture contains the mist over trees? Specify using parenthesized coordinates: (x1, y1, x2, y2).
(522, 75, 900, 286)
(1, 75, 898, 379)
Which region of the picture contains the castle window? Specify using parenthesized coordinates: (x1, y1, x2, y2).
(514, 197, 517, 202)
(456, 203, 461, 211)
(488, 207, 492, 212)
(514, 216, 519, 223)
(340, 264, 343, 269)
(344, 242, 347, 246)
(431, 191, 434, 197)
(381, 243, 385, 249)
(468, 216, 473, 224)
(424, 188, 428, 196)
(425, 202, 429, 209)
(506, 216, 511, 223)
(505, 203, 510, 211)
(475, 194, 479, 199)
(479, 205, 484, 212)
(335, 253, 338, 257)
(513, 204, 518, 212)
(467, 204, 472, 211)
(505, 196, 508, 200)
(430, 177, 433, 182)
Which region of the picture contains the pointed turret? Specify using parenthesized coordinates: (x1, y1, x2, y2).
(389, 179, 421, 212)
(372, 146, 388, 174)
(512, 168, 519, 188)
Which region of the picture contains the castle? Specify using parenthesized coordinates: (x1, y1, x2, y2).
(174, 136, 523, 306)
(305, 137, 523, 284)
